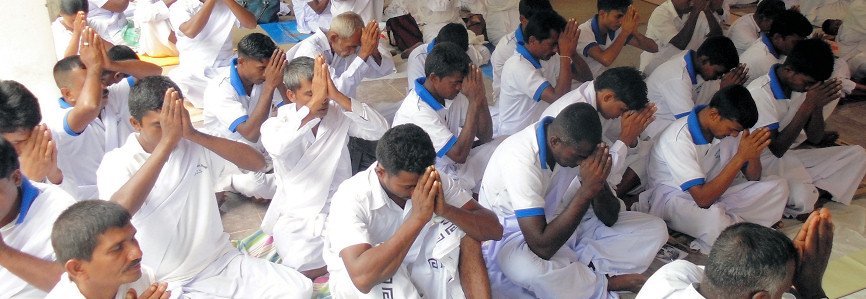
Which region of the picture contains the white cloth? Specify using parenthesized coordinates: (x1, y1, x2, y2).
(408, 0, 485, 42)
(45, 267, 156, 299)
(293, 0, 332, 34)
(644, 50, 719, 138)
(104, 78, 137, 152)
(260, 99, 388, 271)
(635, 260, 706, 299)
(740, 33, 784, 85)
(87, 0, 128, 46)
(51, 18, 78, 60)
(496, 48, 555, 137)
(578, 15, 626, 78)
(479, 119, 668, 299)
(405, 40, 489, 87)
(800, 0, 851, 25)
(0, 182, 76, 299)
(640, 0, 713, 75)
(324, 164, 473, 298)
(484, 0, 519, 45)
(133, 0, 179, 57)
(727, 13, 759, 55)
(638, 108, 788, 252)
(330, 0, 382, 23)
(286, 29, 396, 98)
(490, 27, 561, 104)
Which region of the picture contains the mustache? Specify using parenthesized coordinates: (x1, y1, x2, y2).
(124, 258, 142, 272)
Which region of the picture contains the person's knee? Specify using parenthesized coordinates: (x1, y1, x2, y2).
(495, 242, 548, 286)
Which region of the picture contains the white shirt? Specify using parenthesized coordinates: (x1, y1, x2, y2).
(51, 18, 76, 60)
(49, 98, 107, 200)
(578, 15, 626, 78)
(408, 0, 485, 41)
(741, 33, 784, 85)
(0, 181, 76, 299)
(747, 66, 815, 148)
(645, 0, 710, 50)
(330, 0, 381, 23)
(496, 45, 553, 136)
(45, 267, 156, 299)
(324, 163, 472, 293)
(286, 29, 396, 97)
(293, 0, 332, 34)
(490, 27, 560, 102)
(837, 0, 866, 58)
(87, 0, 128, 43)
(97, 135, 235, 282)
(635, 260, 706, 299)
(169, 0, 239, 69)
(405, 40, 488, 87)
(103, 78, 137, 151)
(393, 78, 470, 173)
(645, 50, 707, 138)
(727, 13, 760, 55)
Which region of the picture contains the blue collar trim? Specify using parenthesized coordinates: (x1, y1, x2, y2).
(16, 179, 39, 224)
(427, 39, 437, 52)
(537, 116, 554, 169)
(591, 15, 614, 45)
(414, 78, 444, 111)
(58, 97, 73, 109)
(684, 50, 698, 85)
(229, 58, 247, 97)
(761, 33, 779, 59)
(768, 64, 787, 100)
(687, 105, 710, 145)
(516, 42, 542, 69)
(515, 26, 525, 44)
(125, 76, 135, 87)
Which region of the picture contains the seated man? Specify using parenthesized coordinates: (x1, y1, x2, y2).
(286, 12, 395, 99)
(293, 0, 332, 34)
(837, 0, 866, 83)
(406, 0, 486, 43)
(260, 56, 388, 278)
(86, 0, 129, 46)
(49, 31, 161, 200)
(168, 0, 257, 107)
(482, 103, 668, 298)
(0, 137, 76, 298)
(496, 10, 579, 136)
(330, 0, 380, 23)
(133, 0, 180, 57)
(541, 67, 655, 198)
(645, 36, 745, 139)
(103, 45, 163, 150)
(96, 76, 312, 297)
(726, 0, 785, 55)
(324, 123, 502, 298)
(640, 0, 724, 75)
(637, 209, 833, 299)
(748, 39, 866, 214)
(395, 42, 497, 193)
(579, 0, 658, 79)
(406, 23, 490, 87)
(741, 9, 812, 85)
(202, 33, 286, 201)
(637, 86, 789, 253)
(52, 0, 111, 60)
(485, 0, 519, 45)
(47, 200, 170, 299)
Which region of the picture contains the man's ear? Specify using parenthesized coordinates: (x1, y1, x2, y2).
(65, 259, 87, 281)
(11, 170, 22, 187)
(374, 164, 387, 181)
(599, 90, 616, 104)
(60, 87, 73, 101)
(129, 116, 142, 132)
(285, 89, 297, 103)
(750, 290, 771, 299)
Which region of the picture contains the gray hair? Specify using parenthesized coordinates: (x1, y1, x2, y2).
(51, 200, 132, 264)
(329, 12, 364, 38)
(283, 56, 315, 91)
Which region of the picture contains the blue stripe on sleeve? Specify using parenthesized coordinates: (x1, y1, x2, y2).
(583, 42, 598, 57)
(436, 136, 458, 158)
(680, 178, 706, 191)
(63, 110, 81, 136)
(228, 115, 249, 133)
(533, 82, 552, 102)
(766, 122, 779, 130)
(515, 208, 545, 218)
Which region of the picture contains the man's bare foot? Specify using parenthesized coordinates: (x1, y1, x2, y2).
(607, 273, 646, 293)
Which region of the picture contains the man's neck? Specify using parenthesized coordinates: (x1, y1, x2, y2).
(78, 280, 120, 299)
(240, 76, 254, 96)
(422, 81, 447, 104)
(0, 192, 22, 227)
(379, 179, 408, 209)
(696, 109, 716, 142)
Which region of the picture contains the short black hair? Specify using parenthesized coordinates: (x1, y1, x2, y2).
(129, 76, 182, 121)
(598, 0, 632, 12)
(524, 10, 567, 43)
(237, 33, 278, 61)
(709, 85, 759, 128)
(0, 80, 42, 133)
(52, 200, 132, 264)
(785, 38, 835, 82)
(551, 103, 603, 145)
(59, 0, 88, 16)
(0, 137, 19, 179)
(424, 42, 471, 78)
(769, 10, 813, 39)
(696, 36, 739, 70)
(435, 23, 469, 51)
(519, 0, 554, 19)
(53, 55, 85, 88)
(107, 45, 139, 61)
(704, 223, 797, 298)
(595, 67, 647, 111)
(376, 124, 437, 175)
(755, 0, 785, 19)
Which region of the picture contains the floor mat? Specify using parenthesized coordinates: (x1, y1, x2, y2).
(260, 20, 313, 44)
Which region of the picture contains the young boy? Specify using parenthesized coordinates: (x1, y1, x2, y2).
(167, 0, 257, 107)
(49, 30, 161, 200)
(260, 55, 389, 278)
(640, 0, 724, 75)
(324, 123, 502, 298)
(740, 9, 812, 85)
(52, 0, 93, 60)
(579, 0, 658, 78)
(637, 86, 789, 253)
(96, 77, 312, 297)
(202, 33, 286, 201)
(394, 42, 496, 193)
(0, 137, 76, 298)
(726, 0, 785, 54)
(645, 36, 745, 139)
(748, 39, 866, 213)
(481, 103, 667, 298)
(496, 10, 579, 136)
(47, 200, 170, 299)
(406, 23, 490, 87)
(541, 67, 655, 196)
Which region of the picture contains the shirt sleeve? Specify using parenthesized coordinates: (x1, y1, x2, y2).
(345, 100, 390, 141)
(406, 47, 426, 87)
(168, 1, 195, 34)
(95, 150, 132, 201)
(327, 184, 373, 251)
(260, 105, 321, 157)
(503, 153, 547, 217)
(396, 103, 457, 158)
(577, 22, 598, 58)
(646, 7, 680, 46)
(660, 132, 706, 191)
(507, 59, 551, 102)
(51, 20, 72, 60)
(748, 84, 781, 130)
(203, 80, 249, 133)
(660, 76, 696, 119)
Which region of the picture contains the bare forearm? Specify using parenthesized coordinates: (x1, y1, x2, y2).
(187, 131, 266, 171)
(543, 57, 573, 103)
(106, 60, 162, 80)
(689, 156, 746, 208)
(223, 0, 257, 28)
(571, 56, 595, 82)
(441, 205, 502, 241)
(669, 13, 700, 50)
(769, 106, 813, 157)
(804, 110, 826, 144)
(236, 85, 278, 142)
(475, 103, 493, 143)
(67, 67, 106, 132)
(63, 33, 81, 58)
(447, 103, 481, 164)
(743, 157, 762, 181)
(590, 187, 620, 227)
(593, 36, 630, 67)
(703, 10, 723, 37)
(458, 237, 492, 299)
(631, 33, 659, 52)
(0, 247, 63, 292)
(110, 143, 172, 215)
(178, 0, 216, 38)
(347, 218, 426, 293)
(522, 193, 592, 259)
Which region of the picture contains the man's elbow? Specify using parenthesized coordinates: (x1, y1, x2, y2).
(526, 242, 556, 260)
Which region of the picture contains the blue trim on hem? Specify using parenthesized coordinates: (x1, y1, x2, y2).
(437, 136, 458, 158)
(62, 110, 81, 136)
(533, 81, 552, 102)
(515, 208, 546, 218)
(680, 178, 706, 191)
(228, 115, 249, 133)
(766, 122, 780, 130)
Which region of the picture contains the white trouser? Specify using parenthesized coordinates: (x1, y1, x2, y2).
(638, 178, 789, 253)
(229, 170, 277, 199)
(790, 145, 866, 205)
(761, 152, 819, 216)
(485, 8, 519, 46)
(173, 251, 312, 298)
(273, 205, 328, 271)
(329, 263, 423, 299)
(448, 137, 504, 193)
(487, 211, 668, 299)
